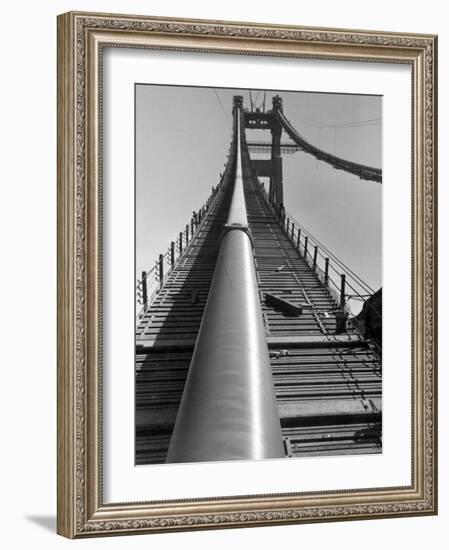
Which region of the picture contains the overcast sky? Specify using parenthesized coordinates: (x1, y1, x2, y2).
(135, 85, 382, 298)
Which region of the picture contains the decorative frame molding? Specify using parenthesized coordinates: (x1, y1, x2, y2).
(57, 11, 437, 538)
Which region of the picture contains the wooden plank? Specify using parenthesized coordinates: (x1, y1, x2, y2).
(264, 292, 304, 315)
(267, 334, 362, 347)
(279, 399, 382, 419)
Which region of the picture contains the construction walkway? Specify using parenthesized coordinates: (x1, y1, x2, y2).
(135, 132, 381, 465)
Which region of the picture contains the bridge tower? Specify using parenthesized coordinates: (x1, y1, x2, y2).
(244, 95, 284, 208)
(135, 94, 382, 464)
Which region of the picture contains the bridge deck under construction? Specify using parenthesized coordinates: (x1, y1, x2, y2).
(135, 128, 382, 465)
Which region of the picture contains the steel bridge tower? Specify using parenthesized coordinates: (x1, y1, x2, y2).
(136, 95, 382, 464)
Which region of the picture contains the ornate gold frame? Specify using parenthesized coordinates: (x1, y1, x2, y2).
(57, 11, 438, 538)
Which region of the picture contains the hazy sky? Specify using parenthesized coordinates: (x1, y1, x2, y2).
(135, 85, 382, 297)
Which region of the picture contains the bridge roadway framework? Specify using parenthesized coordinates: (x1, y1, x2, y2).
(135, 97, 382, 465)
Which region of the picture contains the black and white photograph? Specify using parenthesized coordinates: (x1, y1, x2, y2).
(2, 0, 442, 545)
(135, 84, 382, 465)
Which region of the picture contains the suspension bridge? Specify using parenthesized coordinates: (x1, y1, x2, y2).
(135, 94, 382, 464)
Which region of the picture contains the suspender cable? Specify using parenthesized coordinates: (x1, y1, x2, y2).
(166, 96, 284, 463)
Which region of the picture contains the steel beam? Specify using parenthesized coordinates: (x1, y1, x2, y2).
(136, 332, 363, 351)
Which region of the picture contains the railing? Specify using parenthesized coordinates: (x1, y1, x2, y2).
(136, 185, 221, 321)
(252, 176, 381, 326)
(136, 141, 237, 322)
(239, 124, 381, 333)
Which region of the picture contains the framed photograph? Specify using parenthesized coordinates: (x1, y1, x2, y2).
(57, 11, 437, 538)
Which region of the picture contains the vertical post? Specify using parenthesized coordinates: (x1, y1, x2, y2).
(198, 209, 202, 224)
(340, 274, 346, 308)
(158, 254, 164, 288)
(296, 228, 301, 249)
(324, 258, 329, 285)
(286, 218, 290, 234)
(191, 217, 194, 236)
(313, 246, 318, 270)
(336, 284, 348, 334)
(291, 222, 295, 240)
(270, 95, 283, 206)
(304, 236, 309, 259)
(170, 241, 175, 267)
(186, 224, 189, 245)
(179, 231, 183, 255)
(141, 271, 148, 309)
